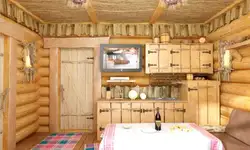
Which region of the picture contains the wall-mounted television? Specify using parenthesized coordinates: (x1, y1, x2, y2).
(100, 44, 142, 72)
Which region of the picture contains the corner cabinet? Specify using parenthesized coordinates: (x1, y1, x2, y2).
(97, 80, 220, 141)
(145, 43, 213, 74)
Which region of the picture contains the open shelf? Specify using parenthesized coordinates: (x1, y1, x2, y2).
(226, 39, 250, 49)
(98, 98, 188, 103)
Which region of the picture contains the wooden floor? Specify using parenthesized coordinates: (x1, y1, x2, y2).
(16, 132, 98, 150)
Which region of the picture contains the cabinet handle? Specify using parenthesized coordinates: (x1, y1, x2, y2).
(175, 108, 186, 112)
(202, 50, 211, 54)
(133, 109, 142, 113)
(87, 117, 94, 119)
(170, 63, 180, 67)
(148, 63, 157, 67)
(142, 109, 153, 113)
(148, 50, 157, 54)
(87, 57, 94, 60)
(99, 109, 109, 113)
(170, 50, 180, 54)
(99, 127, 105, 131)
(202, 63, 211, 67)
(188, 88, 198, 91)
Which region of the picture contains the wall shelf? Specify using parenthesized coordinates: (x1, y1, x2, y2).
(107, 80, 136, 83)
(226, 39, 250, 49)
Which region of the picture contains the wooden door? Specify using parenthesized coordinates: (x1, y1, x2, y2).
(0, 35, 4, 150)
(97, 103, 111, 141)
(111, 103, 121, 123)
(145, 44, 159, 73)
(174, 103, 185, 123)
(165, 103, 174, 122)
(190, 45, 200, 73)
(207, 81, 220, 125)
(60, 48, 94, 131)
(198, 81, 208, 125)
(121, 103, 131, 123)
(131, 103, 141, 123)
(180, 44, 191, 73)
(170, 44, 181, 73)
(200, 44, 213, 73)
(159, 44, 172, 73)
(141, 103, 154, 123)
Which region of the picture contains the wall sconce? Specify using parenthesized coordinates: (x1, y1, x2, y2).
(20, 42, 36, 83)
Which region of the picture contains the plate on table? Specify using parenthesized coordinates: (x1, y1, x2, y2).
(122, 124, 132, 129)
(140, 128, 157, 134)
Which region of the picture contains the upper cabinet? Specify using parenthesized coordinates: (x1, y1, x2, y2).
(145, 43, 213, 74)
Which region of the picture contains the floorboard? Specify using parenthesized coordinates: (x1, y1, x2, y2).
(16, 132, 98, 150)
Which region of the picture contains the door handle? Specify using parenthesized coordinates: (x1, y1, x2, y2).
(0, 88, 10, 112)
(170, 63, 180, 67)
(170, 50, 180, 54)
(188, 88, 198, 91)
(148, 50, 157, 54)
(202, 50, 211, 54)
(202, 63, 211, 67)
(60, 84, 65, 102)
(148, 63, 157, 67)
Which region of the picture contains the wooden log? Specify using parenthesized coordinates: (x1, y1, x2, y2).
(38, 68, 49, 77)
(16, 103, 39, 119)
(39, 77, 49, 87)
(230, 70, 250, 83)
(238, 47, 250, 57)
(213, 50, 219, 61)
(17, 70, 25, 83)
(16, 45, 23, 59)
(221, 115, 229, 126)
(38, 116, 49, 125)
(16, 91, 40, 106)
(230, 49, 242, 61)
(40, 87, 49, 96)
(38, 49, 49, 57)
(16, 113, 38, 131)
(232, 60, 250, 70)
(16, 120, 39, 143)
(17, 83, 38, 94)
(221, 82, 250, 97)
(220, 105, 234, 118)
(17, 59, 24, 69)
(37, 97, 49, 106)
(38, 58, 49, 67)
(38, 106, 49, 116)
(213, 61, 220, 69)
(37, 126, 49, 132)
(221, 92, 250, 111)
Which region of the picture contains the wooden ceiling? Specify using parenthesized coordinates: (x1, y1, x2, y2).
(15, 0, 236, 23)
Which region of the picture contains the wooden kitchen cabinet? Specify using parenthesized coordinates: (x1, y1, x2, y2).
(145, 43, 213, 74)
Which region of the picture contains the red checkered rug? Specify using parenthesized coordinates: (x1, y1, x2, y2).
(32, 133, 83, 150)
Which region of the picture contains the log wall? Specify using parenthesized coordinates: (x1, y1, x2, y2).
(212, 42, 250, 125)
(37, 48, 50, 132)
(16, 44, 40, 143)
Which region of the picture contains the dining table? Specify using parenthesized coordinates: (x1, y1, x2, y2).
(99, 123, 224, 150)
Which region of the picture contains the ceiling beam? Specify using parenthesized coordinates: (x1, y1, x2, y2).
(8, 0, 45, 23)
(204, 0, 244, 24)
(149, 0, 167, 24)
(85, 0, 98, 24)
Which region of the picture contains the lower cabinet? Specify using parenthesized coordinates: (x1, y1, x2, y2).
(97, 101, 188, 141)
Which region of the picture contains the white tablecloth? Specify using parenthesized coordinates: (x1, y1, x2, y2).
(99, 123, 224, 150)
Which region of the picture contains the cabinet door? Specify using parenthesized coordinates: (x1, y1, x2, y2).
(159, 44, 172, 73)
(198, 81, 208, 125)
(131, 103, 141, 123)
(184, 81, 198, 124)
(97, 103, 111, 141)
(180, 44, 191, 73)
(190, 45, 200, 73)
(170, 44, 181, 73)
(165, 103, 174, 122)
(111, 103, 121, 123)
(145, 44, 159, 73)
(122, 103, 131, 123)
(200, 44, 213, 73)
(207, 81, 220, 125)
(141, 103, 154, 123)
(174, 103, 185, 123)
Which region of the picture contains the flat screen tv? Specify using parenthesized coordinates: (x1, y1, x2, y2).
(100, 44, 142, 72)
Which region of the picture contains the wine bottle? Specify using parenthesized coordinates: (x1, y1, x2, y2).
(155, 107, 161, 131)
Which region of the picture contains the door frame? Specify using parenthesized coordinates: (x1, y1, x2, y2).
(46, 37, 110, 133)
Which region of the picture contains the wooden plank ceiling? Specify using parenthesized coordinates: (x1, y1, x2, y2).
(15, 0, 235, 23)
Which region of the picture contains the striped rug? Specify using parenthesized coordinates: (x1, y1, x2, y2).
(84, 143, 99, 150)
(32, 133, 83, 150)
